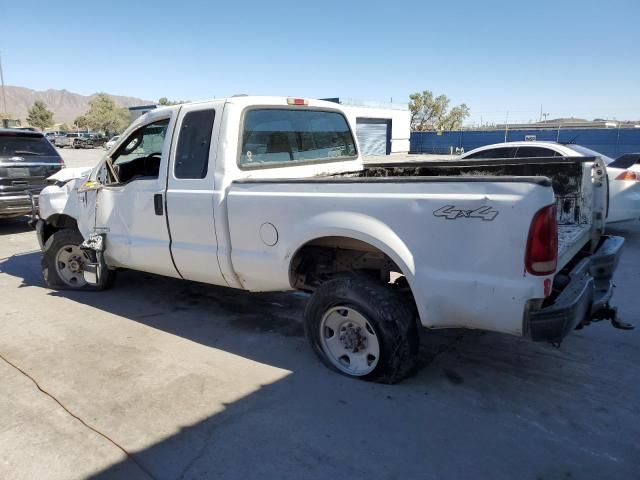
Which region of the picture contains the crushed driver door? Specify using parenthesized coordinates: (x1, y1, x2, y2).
(90, 113, 180, 278)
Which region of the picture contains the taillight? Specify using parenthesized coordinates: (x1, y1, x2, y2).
(525, 204, 558, 275)
(615, 170, 639, 181)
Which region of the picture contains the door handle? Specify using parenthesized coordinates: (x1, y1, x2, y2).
(154, 193, 164, 215)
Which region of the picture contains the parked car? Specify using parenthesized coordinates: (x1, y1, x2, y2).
(44, 131, 67, 146)
(461, 141, 640, 224)
(34, 96, 628, 383)
(57, 133, 86, 149)
(56, 132, 93, 148)
(105, 135, 120, 150)
(0, 129, 65, 218)
(84, 132, 107, 148)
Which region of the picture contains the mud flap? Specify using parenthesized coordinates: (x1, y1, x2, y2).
(80, 233, 106, 285)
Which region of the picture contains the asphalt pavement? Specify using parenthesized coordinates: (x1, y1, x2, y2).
(0, 148, 638, 479)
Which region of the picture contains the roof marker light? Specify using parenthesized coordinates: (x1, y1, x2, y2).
(287, 98, 308, 106)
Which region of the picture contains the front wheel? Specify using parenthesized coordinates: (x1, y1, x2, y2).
(42, 229, 114, 290)
(304, 274, 418, 384)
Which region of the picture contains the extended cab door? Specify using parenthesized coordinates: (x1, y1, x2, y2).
(165, 103, 226, 285)
(93, 114, 179, 277)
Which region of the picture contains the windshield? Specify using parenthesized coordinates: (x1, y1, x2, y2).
(240, 109, 357, 167)
(0, 135, 59, 157)
(569, 145, 614, 164)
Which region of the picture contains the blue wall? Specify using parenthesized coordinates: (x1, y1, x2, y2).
(410, 128, 640, 159)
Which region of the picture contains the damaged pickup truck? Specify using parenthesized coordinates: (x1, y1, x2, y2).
(34, 96, 630, 383)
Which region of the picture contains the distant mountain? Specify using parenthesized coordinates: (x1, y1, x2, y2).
(1, 86, 153, 125)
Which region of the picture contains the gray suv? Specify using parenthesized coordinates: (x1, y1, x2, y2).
(0, 129, 65, 218)
(44, 131, 68, 146)
(56, 132, 87, 149)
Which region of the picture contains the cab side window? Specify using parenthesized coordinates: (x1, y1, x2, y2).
(174, 109, 215, 179)
(109, 119, 170, 184)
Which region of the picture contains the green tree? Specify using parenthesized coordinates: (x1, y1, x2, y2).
(82, 93, 130, 135)
(26, 101, 54, 130)
(409, 90, 470, 131)
(59, 123, 72, 132)
(74, 115, 89, 130)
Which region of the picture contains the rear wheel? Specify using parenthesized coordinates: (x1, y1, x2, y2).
(42, 229, 113, 290)
(304, 274, 418, 384)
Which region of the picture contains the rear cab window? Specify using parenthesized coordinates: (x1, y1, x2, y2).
(239, 108, 357, 168)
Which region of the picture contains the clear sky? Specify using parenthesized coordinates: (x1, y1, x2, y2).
(2, 0, 638, 124)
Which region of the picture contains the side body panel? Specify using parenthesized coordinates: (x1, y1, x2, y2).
(226, 179, 555, 335)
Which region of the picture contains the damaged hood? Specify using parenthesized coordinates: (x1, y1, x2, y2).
(48, 167, 93, 184)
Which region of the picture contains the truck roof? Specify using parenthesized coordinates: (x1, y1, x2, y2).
(150, 95, 345, 112)
(134, 96, 351, 132)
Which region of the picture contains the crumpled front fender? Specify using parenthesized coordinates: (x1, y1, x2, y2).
(39, 168, 92, 222)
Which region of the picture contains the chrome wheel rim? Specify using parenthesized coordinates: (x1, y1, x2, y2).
(319, 306, 380, 376)
(55, 244, 88, 287)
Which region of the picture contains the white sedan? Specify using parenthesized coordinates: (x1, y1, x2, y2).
(461, 141, 640, 224)
(104, 135, 120, 151)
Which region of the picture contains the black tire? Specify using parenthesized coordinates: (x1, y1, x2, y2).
(305, 274, 419, 384)
(42, 228, 114, 291)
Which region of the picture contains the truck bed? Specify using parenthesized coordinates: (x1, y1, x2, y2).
(357, 156, 599, 267)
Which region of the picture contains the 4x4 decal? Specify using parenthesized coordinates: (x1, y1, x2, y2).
(433, 205, 499, 221)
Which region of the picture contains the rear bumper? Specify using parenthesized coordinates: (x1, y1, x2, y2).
(525, 235, 624, 343)
(0, 194, 39, 218)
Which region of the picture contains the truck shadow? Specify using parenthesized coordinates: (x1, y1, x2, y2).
(0, 251, 637, 479)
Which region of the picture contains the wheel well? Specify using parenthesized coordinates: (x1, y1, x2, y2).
(289, 236, 406, 288)
(42, 214, 78, 245)
(290, 236, 419, 322)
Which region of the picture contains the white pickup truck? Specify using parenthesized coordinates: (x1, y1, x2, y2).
(34, 96, 627, 383)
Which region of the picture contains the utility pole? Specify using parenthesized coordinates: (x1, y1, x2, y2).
(0, 52, 8, 116)
(504, 111, 509, 143)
